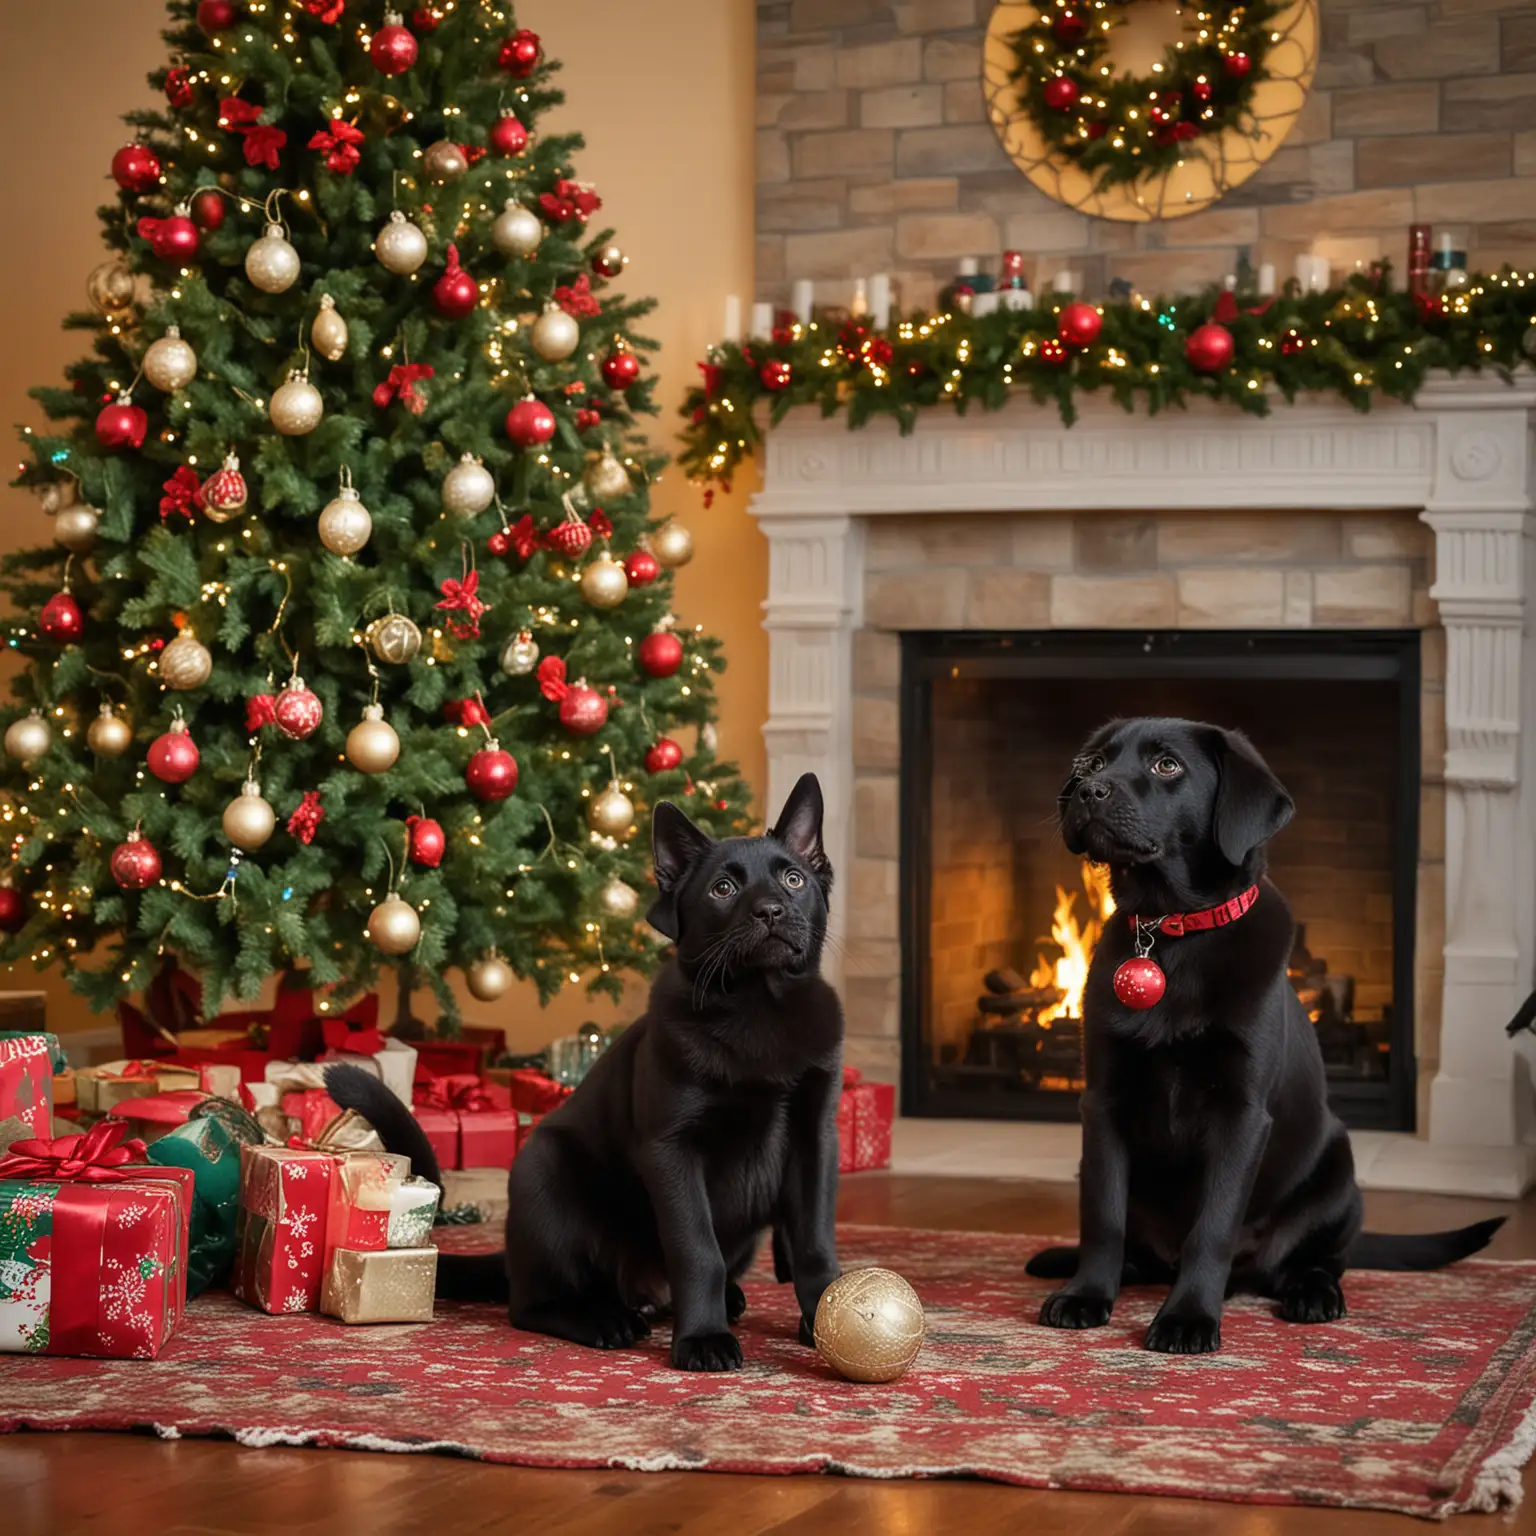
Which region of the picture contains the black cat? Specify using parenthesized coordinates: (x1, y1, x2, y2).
(329, 772, 844, 1372)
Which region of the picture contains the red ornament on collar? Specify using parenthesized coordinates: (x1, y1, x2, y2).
(1111, 885, 1261, 1010)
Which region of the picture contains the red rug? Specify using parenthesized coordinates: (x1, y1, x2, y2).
(3, 1224, 1535, 1519)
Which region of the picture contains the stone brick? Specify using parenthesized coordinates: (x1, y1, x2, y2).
(855, 775, 901, 858)
(1097, 249, 1231, 294)
(867, 515, 1013, 569)
(1415, 176, 1536, 222)
(836, 38, 924, 88)
(1420, 780, 1445, 863)
(1283, 570, 1314, 627)
(792, 49, 838, 91)
(1421, 678, 1447, 777)
(1341, 515, 1431, 562)
(861, 83, 946, 128)
(784, 225, 896, 277)
(1504, 13, 1536, 70)
(1357, 133, 1512, 187)
(790, 0, 889, 30)
(844, 1038, 900, 1087)
(964, 569, 1051, 627)
(1011, 518, 1076, 571)
(1289, 89, 1334, 147)
(1375, 19, 1499, 78)
(1260, 189, 1415, 241)
(758, 129, 791, 183)
(1348, 4, 1428, 42)
(758, 179, 847, 232)
(896, 210, 1001, 258)
(1075, 516, 1157, 573)
(924, 35, 984, 80)
(1049, 575, 1177, 627)
(777, 89, 854, 130)
(847, 857, 900, 940)
(849, 176, 959, 215)
(865, 566, 967, 627)
(1314, 566, 1414, 625)
(1442, 73, 1536, 131)
(943, 78, 986, 122)
(792, 127, 895, 177)
(1307, 141, 1358, 196)
(757, 235, 787, 286)
(1001, 208, 1092, 253)
(757, 92, 793, 129)
(894, 0, 979, 29)
(1157, 513, 1343, 566)
(1157, 207, 1262, 249)
(1516, 131, 1536, 176)
(1332, 83, 1441, 137)
(1176, 569, 1287, 626)
(897, 123, 1008, 176)
(853, 696, 900, 772)
(853, 626, 901, 690)
(1315, 53, 1377, 90)
(843, 974, 901, 1038)
(843, 936, 901, 981)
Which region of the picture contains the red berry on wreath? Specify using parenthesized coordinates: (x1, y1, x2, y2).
(646, 737, 684, 774)
(371, 13, 419, 75)
(1039, 337, 1069, 366)
(196, 0, 238, 34)
(760, 360, 792, 391)
(96, 395, 148, 452)
(624, 549, 660, 587)
(1042, 76, 1080, 112)
(499, 28, 541, 76)
(1186, 321, 1235, 374)
(432, 244, 479, 319)
(506, 396, 556, 447)
(559, 684, 608, 735)
(111, 830, 163, 890)
(637, 630, 684, 679)
(112, 143, 162, 194)
(147, 718, 199, 784)
(602, 349, 641, 390)
(489, 114, 528, 157)
(466, 743, 519, 801)
(39, 591, 85, 644)
(1058, 301, 1102, 349)
(1223, 51, 1252, 79)
(0, 887, 26, 933)
(190, 188, 225, 231)
(1052, 10, 1087, 44)
(274, 677, 324, 740)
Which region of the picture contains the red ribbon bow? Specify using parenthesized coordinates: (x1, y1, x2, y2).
(436, 569, 489, 640)
(373, 363, 435, 415)
(243, 125, 288, 171)
(588, 510, 613, 540)
(1211, 291, 1275, 325)
(323, 1019, 386, 1056)
(554, 274, 601, 318)
(112, 1060, 164, 1081)
(415, 1074, 494, 1114)
(538, 178, 602, 225)
(287, 790, 325, 845)
(165, 68, 193, 108)
(159, 465, 204, 523)
(0, 1120, 148, 1183)
(308, 119, 364, 175)
(508, 514, 541, 560)
(537, 655, 571, 702)
(246, 693, 277, 731)
(218, 98, 263, 131)
(302, 0, 345, 20)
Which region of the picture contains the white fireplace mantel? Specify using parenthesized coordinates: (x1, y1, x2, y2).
(748, 375, 1536, 1196)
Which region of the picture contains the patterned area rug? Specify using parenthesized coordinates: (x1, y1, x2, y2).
(3, 1224, 1535, 1520)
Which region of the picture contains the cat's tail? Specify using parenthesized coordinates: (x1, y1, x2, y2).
(1344, 1218, 1505, 1271)
(1024, 1244, 1079, 1279)
(325, 1064, 511, 1303)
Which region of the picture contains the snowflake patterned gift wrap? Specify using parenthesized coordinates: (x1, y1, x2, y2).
(0, 1123, 194, 1358)
(0, 1031, 63, 1151)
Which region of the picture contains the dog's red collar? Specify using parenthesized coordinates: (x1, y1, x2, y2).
(1126, 884, 1260, 939)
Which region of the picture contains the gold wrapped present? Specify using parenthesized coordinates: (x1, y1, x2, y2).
(77, 1059, 200, 1115)
(321, 1246, 437, 1324)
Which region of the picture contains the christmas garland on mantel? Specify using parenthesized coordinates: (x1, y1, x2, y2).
(677, 272, 1536, 501)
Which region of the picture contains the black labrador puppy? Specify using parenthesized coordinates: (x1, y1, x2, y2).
(1029, 718, 1502, 1354)
(331, 772, 843, 1372)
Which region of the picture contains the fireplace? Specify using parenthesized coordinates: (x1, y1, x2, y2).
(900, 630, 1421, 1130)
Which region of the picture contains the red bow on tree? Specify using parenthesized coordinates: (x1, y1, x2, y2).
(322, 1019, 385, 1056)
(164, 68, 193, 108)
(159, 465, 204, 522)
(373, 363, 434, 415)
(218, 98, 262, 131)
(588, 510, 613, 540)
(287, 790, 325, 845)
(554, 274, 601, 318)
(538, 178, 601, 225)
(302, 0, 345, 19)
(0, 1120, 148, 1183)
(699, 361, 724, 400)
(1211, 291, 1274, 324)
(436, 569, 489, 640)
(243, 126, 288, 171)
(508, 515, 540, 560)
(537, 655, 572, 702)
(308, 119, 364, 175)
(246, 693, 277, 731)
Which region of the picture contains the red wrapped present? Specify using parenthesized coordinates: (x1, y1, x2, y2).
(0, 1122, 194, 1358)
(502, 1068, 572, 1116)
(413, 1024, 505, 1081)
(232, 1143, 339, 1314)
(281, 1088, 343, 1143)
(105, 1089, 211, 1143)
(413, 1074, 519, 1170)
(836, 1088, 857, 1175)
(1, 1032, 59, 1148)
(840, 1066, 894, 1173)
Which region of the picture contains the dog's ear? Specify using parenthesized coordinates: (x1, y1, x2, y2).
(646, 801, 716, 940)
(770, 773, 833, 894)
(1211, 729, 1294, 865)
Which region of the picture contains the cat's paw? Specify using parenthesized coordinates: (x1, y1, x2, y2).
(725, 1280, 747, 1324)
(1144, 1309, 1221, 1355)
(672, 1330, 744, 1372)
(1278, 1271, 1347, 1324)
(1039, 1290, 1113, 1330)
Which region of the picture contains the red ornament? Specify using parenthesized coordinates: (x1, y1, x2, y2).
(489, 114, 529, 157)
(624, 549, 661, 587)
(1186, 321, 1235, 374)
(39, 591, 84, 644)
(432, 243, 478, 320)
(1039, 338, 1069, 366)
(646, 737, 684, 773)
(560, 685, 608, 735)
(1053, 9, 1087, 43)
(487, 530, 512, 556)
(1112, 955, 1167, 1010)
(499, 28, 541, 76)
(1042, 76, 1080, 112)
(505, 397, 556, 447)
(190, 188, 225, 231)
(411, 7, 441, 31)
(1223, 51, 1252, 79)
(164, 68, 194, 109)
(760, 359, 792, 392)
(1192, 78, 1214, 103)
(196, 0, 239, 31)
(111, 832, 162, 891)
(95, 396, 148, 452)
(546, 519, 594, 560)
(466, 744, 519, 801)
(0, 887, 26, 934)
(446, 697, 490, 728)
(406, 814, 445, 867)
(275, 678, 324, 740)
(593, 247, 625, 279)
(602, 349, 641, 390)
(637, 630, 684, 679)
(147, 719, 199, 784)
(1058, 301, 1102, 349)
(1280, 329, 1305, 357)
(111, 143, 161, 194)
(202, 455, 248, 516)
(370, 17, 419, 76)
(138, 212, 200, 262)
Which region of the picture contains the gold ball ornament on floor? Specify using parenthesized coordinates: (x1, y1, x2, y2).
(466, 953, 514, 1001)
(650, 520, 695, 570)
(87, 703, 133, 758)
(598, 876, 639, 918)
(271, 371, 323, 436)
(245, 224, 302, 294)
(54, 505, 100, 554)
(202, 452, 248, 523)
(587, 784, 635, 837)
(492, 199, 542, 259)
(501, 629, 540, 676)
(222, 779, 276, 851)
(311, 294, 349, 362)
(531, 302, 580, 362)
(441, 454, 496, 519)
(143, 325, 197, 392)
(375, 210, 429, 275)
(319, 484, 373, 556)
(87, 259, 136, 316)
(346, 703, 400, 773)
(422, 139, 469, 183)
(814, 1269, 926, 1384)
(584, 450, 631, 503)
(368, 895, 421, 955)
(366, 613, 422, 665)
(159, 632, 213, 691)
(4, 711, 53, 765)
(579, 552, 629, 610)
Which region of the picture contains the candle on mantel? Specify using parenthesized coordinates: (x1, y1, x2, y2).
(1052, 270, 1080, 294)
(723, 294, 742, 342)
(751, 301, 774, 339)
(869, 272, 892, 329)
(1258, 263, 1277, 296)
(791, 279, 814, 325)
(850, 277, 869, 318)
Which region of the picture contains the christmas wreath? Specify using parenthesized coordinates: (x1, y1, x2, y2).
(1010, 0, 1283, 191)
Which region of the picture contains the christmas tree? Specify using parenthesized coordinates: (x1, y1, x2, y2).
(1, 0, 750, 1026)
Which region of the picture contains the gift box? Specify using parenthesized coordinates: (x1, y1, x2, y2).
(321, 1245, 437, 1324)
(0, 1122, 194, 1358)
(412, 1074, 519, 1171)
(841, 1067, 894, 1173)
(77, 1059, 217, 1116)
(1, 1031, 62, 1151)
(388, 1178, 440, 1248)
(413, 1025, 505, 1082)
(501, 1068, 572, 1117)
(836, 1088, 857, 1175)
(106, 1089, 212, 1143)
(318, 1023, 417, 1107)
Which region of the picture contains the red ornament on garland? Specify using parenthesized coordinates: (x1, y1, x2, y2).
(1112, 955, 1167, 1010)
(190, 188, 225, 231)
(760, 359, 792, 391)
(95, 395, 148, 451)
(1223, 51, 1252, 79)
(602, 349, 641, 390)
(274, 677, 324, 740)
(1039, 337, 1069, 366)
(637, 630, 684, 679)
(138, 211, 200, 262)
(505, 396, 556, 447)
(1058, 301, 1102, 349)
(466, 743, 519, 801)
(1042, 76, 1080, 112)
(624, 549, 660, 586)
(39, 591, 84, 644)
(196, 0, 239, 31)
(645, 737, 684, 773)
(147, 718, 200, 784)
(489, 114, 529, 157)
(432, 244, 479, 319)
(1186, 321, 1235, 374)
(111, 831, 162, 890)
(406, 814, 445, 867)
(499, 28, 541, 76)
(370, 13, 419, 75)
(112, 143, 161, 193)
(1053, 9, 1088, 43)
(0, 887, 26, 934)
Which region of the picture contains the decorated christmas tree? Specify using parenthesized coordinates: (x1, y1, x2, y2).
(1, 0, 750, 1026)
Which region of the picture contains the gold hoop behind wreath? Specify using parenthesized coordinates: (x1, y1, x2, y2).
(983, 0, 1318, 223)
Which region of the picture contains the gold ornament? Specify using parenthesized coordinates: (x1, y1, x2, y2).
(501, 629, 540, 676)
(441, 454, 496, 518)
(598, 876, 639, 918)
(245, 223, 302, 294)
(531, 302, 580, 362)
(270, 371, 323, 436)
(466, 953, 514, 1001)
(367, 895, 421, 955)
(587, 783, 635, 837)
(422, 139, 469, 183)
(367, 613, 422, 665)
(160, 632, 213, 691)
(87, 259, 136, 316)
(491, 199, 542, 259)
(143, 325, 197, 392)
(375, 210, 429, 275)
(54, 505, 100, 554)
(584, 450, 631, 503)
(814, 1268, 926, 1384)
(222, 779, 276, 851)
(87, 702, 132, 758)
(579, 552, 629, 610)
(319, 484, 373, 557)
(4, 711, 53, 764)
(650, 520, 695, 570)
(311, 294, 349, 362)
(346, 704, 400, 773)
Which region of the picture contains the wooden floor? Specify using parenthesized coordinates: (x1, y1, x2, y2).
(5, 1174, 1533, 1536)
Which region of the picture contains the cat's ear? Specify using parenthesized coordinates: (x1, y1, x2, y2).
(771, 773, 832, 893)
(646, 800, 716, 940)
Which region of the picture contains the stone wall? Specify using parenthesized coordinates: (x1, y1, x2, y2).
(756, 0, 1536, 310)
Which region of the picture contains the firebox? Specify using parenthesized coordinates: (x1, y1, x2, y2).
(899, 631, 1421, 1131)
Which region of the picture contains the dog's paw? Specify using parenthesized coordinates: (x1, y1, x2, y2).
(1278, 1271, 1347, 1325)
(590, 1307, 652, 1349)
(672, 1330, 744, 1372)
(1144, 1310, 1222, 1355)
(1039, 1290, 1114, 1330)
(725, 1280, 747, 1324)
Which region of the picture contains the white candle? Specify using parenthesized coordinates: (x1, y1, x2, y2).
(1258, 263, 1276, 296)
(971, 291, 999, 317)
(791, 279, 814, 325)
(1052, 270, 1079, 294)
(1295, 254, 1328, 293)
(850, 278, 869, 318)
(958, 257, 979, 278)
(751, 301, 773, 339)
(869, 273, 892, 329)
(723, 294, 742, 342)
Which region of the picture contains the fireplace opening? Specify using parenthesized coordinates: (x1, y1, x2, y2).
(899, 631, 1421, 1131)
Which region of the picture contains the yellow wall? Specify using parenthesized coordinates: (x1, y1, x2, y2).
(0, 0, 765, 1051)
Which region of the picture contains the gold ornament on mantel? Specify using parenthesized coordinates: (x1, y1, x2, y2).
(367, 894, 421, 955)
(813, 1268, 926, 1384)
(311, 294, 349, 362)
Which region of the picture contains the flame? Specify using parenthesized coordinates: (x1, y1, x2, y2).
(1032, 864, 1116, 1027)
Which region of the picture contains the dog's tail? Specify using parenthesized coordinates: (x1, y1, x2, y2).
(1024, 1244, 1079, 1279)
(1345, 1217, 1505, 1271)
(325, 1064, 510, 1303)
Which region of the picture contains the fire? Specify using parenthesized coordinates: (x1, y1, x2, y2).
(1029, 863, 1116, 1026)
